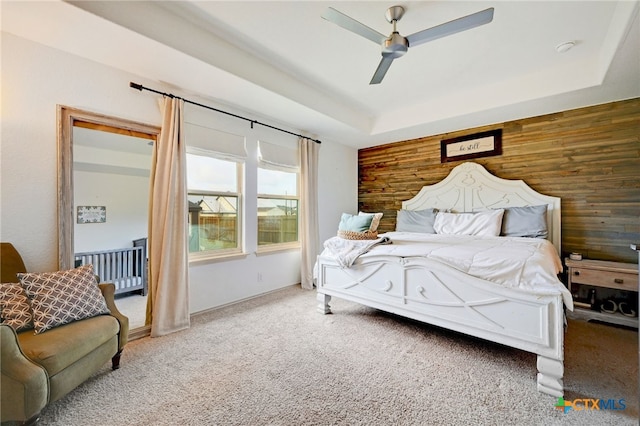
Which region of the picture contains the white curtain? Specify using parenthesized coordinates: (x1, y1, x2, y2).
(146, 97, 190, 337)
(299, 137, 320, 289)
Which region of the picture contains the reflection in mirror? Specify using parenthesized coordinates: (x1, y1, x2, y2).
(73, 126, 152, 330)
(57, 106, 160, 332)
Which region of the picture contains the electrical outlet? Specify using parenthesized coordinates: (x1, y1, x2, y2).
(257, 272, 263, 282)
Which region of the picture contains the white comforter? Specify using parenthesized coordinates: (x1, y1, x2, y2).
(319, 232, 573, 309)
(322, 236, 391, 268)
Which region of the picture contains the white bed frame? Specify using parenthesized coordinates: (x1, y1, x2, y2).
(316, 162, 565, 397)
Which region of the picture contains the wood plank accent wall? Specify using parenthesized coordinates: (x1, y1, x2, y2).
(359, 98, 640, 263)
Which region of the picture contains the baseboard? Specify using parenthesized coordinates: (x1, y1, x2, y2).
(128, 325, 151, 341)
(126, 284, 302, 341)
(190, 283, 301, 318)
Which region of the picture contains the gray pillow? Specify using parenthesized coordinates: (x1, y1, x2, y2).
(500, 205, 548, 238)
(396, 209, 438, 233)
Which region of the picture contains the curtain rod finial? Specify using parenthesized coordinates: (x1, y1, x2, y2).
(130, 82, 143, 91)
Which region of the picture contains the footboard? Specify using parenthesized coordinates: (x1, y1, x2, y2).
(316, 255, 565, 397)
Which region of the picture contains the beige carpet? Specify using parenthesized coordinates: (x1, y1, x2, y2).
(38, 285, 638, 425)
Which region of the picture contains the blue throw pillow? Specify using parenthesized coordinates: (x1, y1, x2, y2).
(339, 213, 374, 232)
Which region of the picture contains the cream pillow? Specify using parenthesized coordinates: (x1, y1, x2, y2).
(359, 211, 383, 232)
(434, 209, 505, 237)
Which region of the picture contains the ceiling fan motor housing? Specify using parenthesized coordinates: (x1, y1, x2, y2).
(382, 32, 408, 58)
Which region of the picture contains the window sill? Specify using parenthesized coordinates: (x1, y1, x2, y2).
(256, 243, 301, 255)
(189, 251, 248, 266)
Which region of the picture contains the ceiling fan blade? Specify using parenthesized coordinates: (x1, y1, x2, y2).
(370, 57, 394, 85)
(406, 7, 494, 47)
(322, 7, 387, 45)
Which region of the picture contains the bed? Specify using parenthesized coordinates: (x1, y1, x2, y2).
(315, 162, 572, 397)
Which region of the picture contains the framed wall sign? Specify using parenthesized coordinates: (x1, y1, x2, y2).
(77, 206, 107, 224)
(441, 129, 502, 163)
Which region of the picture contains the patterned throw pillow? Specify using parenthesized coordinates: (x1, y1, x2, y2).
(0, 282, 34, 332)
(18, 264, 110, 334)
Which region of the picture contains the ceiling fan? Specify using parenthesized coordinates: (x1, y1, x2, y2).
(322, 5, 495, 84)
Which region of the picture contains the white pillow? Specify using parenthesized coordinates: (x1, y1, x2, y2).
(434, 209, 505, 237)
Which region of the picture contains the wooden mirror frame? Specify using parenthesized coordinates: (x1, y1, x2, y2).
(57, 105, 160, 270)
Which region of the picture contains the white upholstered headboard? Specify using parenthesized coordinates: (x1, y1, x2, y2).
(402, 162, 561, 255)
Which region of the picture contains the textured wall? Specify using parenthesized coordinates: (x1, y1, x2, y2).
(359, 98, 640, 263)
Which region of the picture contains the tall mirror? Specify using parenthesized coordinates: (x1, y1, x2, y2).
(57, 106, 160, 331)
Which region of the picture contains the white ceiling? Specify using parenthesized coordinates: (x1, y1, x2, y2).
(3, 1, 639, 149)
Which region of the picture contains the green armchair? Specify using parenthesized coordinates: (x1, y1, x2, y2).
(0, 243, 129, 425)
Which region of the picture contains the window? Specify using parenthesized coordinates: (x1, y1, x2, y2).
(187, 154, 242, 255)
(185, 121, 246, 258)
(257, 141, 299, 248)
(258, 168, 298, 246)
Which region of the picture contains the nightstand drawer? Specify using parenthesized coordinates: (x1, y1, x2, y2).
(570, 268, 638, 291)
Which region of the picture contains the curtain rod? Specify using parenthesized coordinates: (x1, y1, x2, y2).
(129, 82, 321, 144)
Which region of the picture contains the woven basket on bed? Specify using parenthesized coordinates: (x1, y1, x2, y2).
(337, 229, 378, 240)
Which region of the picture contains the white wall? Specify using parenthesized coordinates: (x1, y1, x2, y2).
(73, 170, 149, 253)
(0, 32, 357, 312)
(73, 134, 152, 253)
(317, 140, 358, 243)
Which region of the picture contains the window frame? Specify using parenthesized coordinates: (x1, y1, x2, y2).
(187, 155, 244, 261)
(256, 167, 300, 252)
